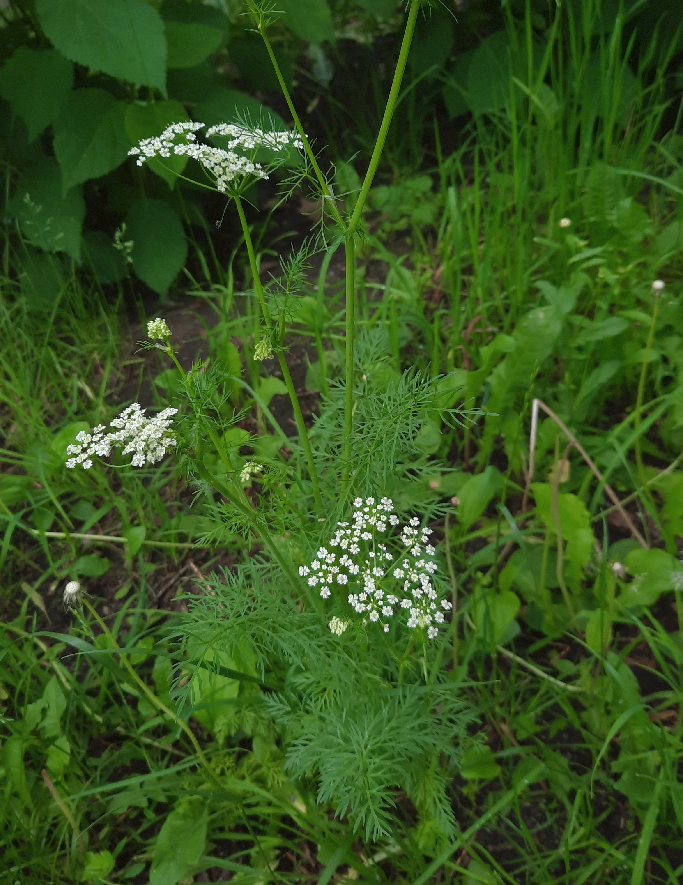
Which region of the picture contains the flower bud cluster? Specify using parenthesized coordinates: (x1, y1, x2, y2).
(300, 497, 451, 639)
(66, 403, 177, 469)
(128, 120, 304, 193)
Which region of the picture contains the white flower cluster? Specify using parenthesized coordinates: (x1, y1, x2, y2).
(147, 317, 171, 341)
(240, 461, 263, 484)
(329, 616, 350, 636)
(66, 403, 178, 469)
(128, 120, 304, 192)
(300, 497, 452, 639)
(253, 337, 273, 361)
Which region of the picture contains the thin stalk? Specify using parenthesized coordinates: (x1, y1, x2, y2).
(341, 235, 356, 494)
(245, 1, 344, 229)
(340, 0, 422, 495)
(634, 284, 662, 507)
(233, 194, 322, 508)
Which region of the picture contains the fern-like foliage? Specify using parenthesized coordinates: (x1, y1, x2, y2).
(312, 328, 459, 502)
(266, 683, 477, 843)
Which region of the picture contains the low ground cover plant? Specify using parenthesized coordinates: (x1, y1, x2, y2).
(2, 1, 683, 883)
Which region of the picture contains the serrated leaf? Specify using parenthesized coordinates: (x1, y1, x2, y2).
(36, 0, 167, 94)
(278, 0, 335, 44)
(125, 100, 190, 188)
(125, 198, 186, 293)
(0, 48, 73, 141)
(10, 157, 85, 259)
(53, 88, 130, 191)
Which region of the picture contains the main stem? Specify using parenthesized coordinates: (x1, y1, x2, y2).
(234, 194, 322, 509)
(248, 0, 422, 499)
(341, 0, 422, 496)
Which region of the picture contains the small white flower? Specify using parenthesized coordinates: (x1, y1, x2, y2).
(559, 217, 572, 228)
(147, 318, 171, 341)
(254, 338, 273, 361)
(63, 581, 81, 609)
(329, 616, 350, 636)
(300, 496, 447, 638)
(240, 461, 263, 484)
(652, 280, 665, 292)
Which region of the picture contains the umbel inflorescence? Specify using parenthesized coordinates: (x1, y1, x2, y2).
(66, 403, 177, 469)
(300, 497, 451, 639)
(128, 121, 304, 193)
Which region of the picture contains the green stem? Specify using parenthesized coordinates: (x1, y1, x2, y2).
(634, 287, 661, 509)
(341, 235, 356, 495)
(233, 195, 322, 509)
(346, 0, 422, 239)
(246, 2, 344, 231)
(340, 0, 422, 496)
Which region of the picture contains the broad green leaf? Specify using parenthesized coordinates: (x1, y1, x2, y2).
(41, 676, 66, 739)
(278, 0, 335, 44)
(80, 850, 115, 881)
(585, 608, 612, 655)
(36, 0, 167, 94)
(125, 100, 190, 188)
(460, 745, 501, 781)
(464, 859, 503, 885)
(125, 198, 187, 293)
(123, 525, 146, 556)
(10, 157, 85, 259)
(466, 31, 512, 115)
(74, 553, 112, 578)
(408, 7, 454, 79)
(574, 361, 620, 410)
(456, 466, 504, 530)
(53, 88, 130, 191)
(531, 484, 593, 588)
(618, 547, 679, 609)
(472, 589, 520, 646)
(415, 419, 442, 455)
(0, 48, 73, 141)
(255, 375, 288, 407)
(1, 737, 33, 807)
(46, 734, 71, 779)
(573, 317, 629, 347)
(165, 22, 224, 69)
(149, 797, 208, 885)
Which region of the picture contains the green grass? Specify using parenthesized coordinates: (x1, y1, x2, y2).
(2, 0, 683, 882)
